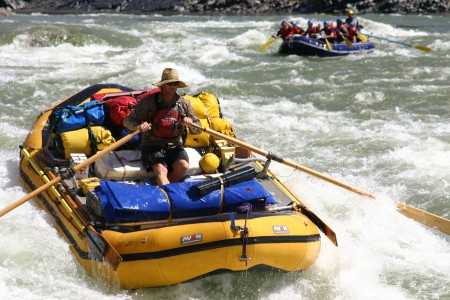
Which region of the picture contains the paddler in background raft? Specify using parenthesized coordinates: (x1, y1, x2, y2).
(335, 18, 350, 44)
(124, 68, 202, 186)
(271, 20, 293, 40)
(320, 21, 337, 43)
(289, 21, 305, 35)
(304, 20, 321, 39)
(345, 9, 363, 31)
(260, 19, 302, 52)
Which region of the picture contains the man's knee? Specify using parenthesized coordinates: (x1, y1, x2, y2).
(152, 163, 168, 175)
(174, 159, 189, 173)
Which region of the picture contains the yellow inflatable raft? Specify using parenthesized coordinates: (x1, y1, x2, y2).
(17, 84, 324, 289)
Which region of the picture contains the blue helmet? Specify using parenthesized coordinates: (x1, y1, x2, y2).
(307, 20, 313, 26)
(336, 18, 343, 25)
(291, 21, 297, 27)
(324, 21, 330, 27)
(281, 21, 287, 26)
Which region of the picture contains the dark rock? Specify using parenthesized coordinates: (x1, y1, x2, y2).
(2, 0, 27, 10)
(6, 0, 449, 14)
(122, 0, 185, 13)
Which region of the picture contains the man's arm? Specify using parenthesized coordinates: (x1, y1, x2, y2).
(123, 96, 153, 132)
(181, 97, 202, 135)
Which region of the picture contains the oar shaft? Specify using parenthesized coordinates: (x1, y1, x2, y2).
(0, 176, 62, 217)
(366, 34, 412, 47)
(20, 147, 85, 230)
(186, 122, 375, 198)
(281, 159, 376, 198)
(73, 130, 140, 173)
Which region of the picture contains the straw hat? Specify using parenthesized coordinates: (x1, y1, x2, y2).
(153, 68, 188, 88)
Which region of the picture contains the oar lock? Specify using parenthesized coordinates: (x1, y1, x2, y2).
(58, 167, 77, 179)
(266, 151, 284, 163)
(223, 153, 276, 178)
(266, 202, 304, 213)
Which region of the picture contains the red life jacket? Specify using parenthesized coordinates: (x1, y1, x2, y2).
(347, 26, 357, 41)
(279, 26, 292, 39)
(336, 24, 349, 37)
(290, 26, 304, 35)
(324, 24, 336, 38)
(147, 105, 182, 138)
(306, 25, 320, 37)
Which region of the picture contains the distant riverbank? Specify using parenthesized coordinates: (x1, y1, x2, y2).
(2, 0, 449, 15)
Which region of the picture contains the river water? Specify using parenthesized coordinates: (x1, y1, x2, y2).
(0, 12, 449, 300)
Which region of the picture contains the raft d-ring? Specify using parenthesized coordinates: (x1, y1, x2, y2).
(239, 256, 252, 261)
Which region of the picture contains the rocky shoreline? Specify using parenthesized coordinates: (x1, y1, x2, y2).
(1, 0, 449, 15)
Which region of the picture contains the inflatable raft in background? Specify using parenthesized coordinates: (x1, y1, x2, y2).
(279, 35, 375, 57)
(16, 83, 326, 289)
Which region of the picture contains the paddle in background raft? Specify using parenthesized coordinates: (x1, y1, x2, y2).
(357, 32, 431, 52)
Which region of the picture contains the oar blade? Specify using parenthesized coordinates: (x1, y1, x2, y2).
(259, 38, 276, 53)
(86, 228, 106, 261)
(87, 228, 122, 270)
(325, 38, 332, 51)
(299, 205, 338, 246)
(357, 32, 368, 43)
(414, 45, 431, 52)
(103, 241, 122, 270)
(397, 203, 450, 235)
(342, 36, 353, 48)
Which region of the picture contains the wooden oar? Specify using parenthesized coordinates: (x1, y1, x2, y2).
(0, 130, 141, 217)
(259, 36, 276, 53)
(362, 33, 431, 52)
(397, 202, 450, 235)
(186, 122, 375, 198)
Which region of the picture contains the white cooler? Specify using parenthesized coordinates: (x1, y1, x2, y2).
(94, 148, 203, 181)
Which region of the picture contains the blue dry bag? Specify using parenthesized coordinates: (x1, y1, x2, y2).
(51, 100, 105, 133)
